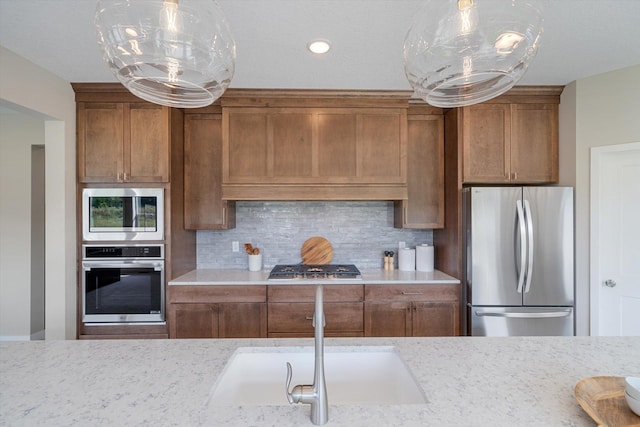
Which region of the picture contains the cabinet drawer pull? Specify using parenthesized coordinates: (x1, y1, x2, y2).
(305, 316, 313, 321)
(401, 292, 423, 295)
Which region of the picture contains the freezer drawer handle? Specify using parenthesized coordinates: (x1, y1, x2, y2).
(475, 310, 572, 319)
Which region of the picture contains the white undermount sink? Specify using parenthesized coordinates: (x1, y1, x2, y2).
(208, 346, 428, 406)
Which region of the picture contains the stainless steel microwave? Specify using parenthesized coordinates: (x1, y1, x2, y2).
(82, 188, 164, 241)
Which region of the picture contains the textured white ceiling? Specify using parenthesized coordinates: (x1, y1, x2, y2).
(1, 0, 639, 90)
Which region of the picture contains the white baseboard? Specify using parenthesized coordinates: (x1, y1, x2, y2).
(0, 329, 46, 341)
(0, 335, 31, 341)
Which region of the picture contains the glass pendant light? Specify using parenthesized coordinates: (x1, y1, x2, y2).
(95, 0, 236, 108)
(403, 0, 543, 108)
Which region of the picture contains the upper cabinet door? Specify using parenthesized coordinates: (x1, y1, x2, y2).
(77, 102, 124, 183)
(184, 113, 235, 230)
(461, 100, 559, 185)
(77, 102, 170, 183)
(461, 104, 511, 183)
(126, 103, 170, 183)
(395, 114, 444, 229)
(358, 111, 406, 183)
(510, 103, 558, 183)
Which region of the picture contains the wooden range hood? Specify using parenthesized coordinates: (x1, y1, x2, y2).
(219, 89, 412, 201)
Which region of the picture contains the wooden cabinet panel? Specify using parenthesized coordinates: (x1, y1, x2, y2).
(510, 103, 558, 183)
(169, 285, 266, 303)
(172, 303, 219, 338)
(184, 113, 235, 230)
(77, 103, 124, 183)
(462, 104, 511, 183)
(412, 301, 459, 337)
(395, 114, 444, 229)
(167, 285, 267, 338)
(267, 302, 363, 336)
(317, 113, 357, 177)
(219, 302, 267, 338)
(364, 302, 411, 337)
(227, 111, 268, 179)
(461, 101, 559, 184)
(272, 113, 313, 177)
(127, 104, 170, 182)
(170, 302, 267, 338)
(77, 102, 170, 183)
(359, 113, 403, 178)
(267, 285, 363, 303)
(364, 284, 460, 337)
(267, 284, 363, 337)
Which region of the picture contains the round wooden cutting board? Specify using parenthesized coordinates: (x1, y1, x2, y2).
(301, 237, 333, 265)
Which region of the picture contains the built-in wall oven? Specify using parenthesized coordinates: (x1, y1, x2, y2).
(82, 244, 165, 323)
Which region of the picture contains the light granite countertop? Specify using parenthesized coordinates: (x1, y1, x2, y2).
(169, 268, 460, 286)
(1, 336, 638, 426)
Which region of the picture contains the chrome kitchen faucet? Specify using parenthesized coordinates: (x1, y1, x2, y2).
(285, 284, 329, 425)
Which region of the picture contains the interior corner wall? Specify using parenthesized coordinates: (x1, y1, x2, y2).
(0, 45, 76, 340)
(558, 82, 581, 334)
(574, 64, 640, 336)
(0, 115, 42, 339)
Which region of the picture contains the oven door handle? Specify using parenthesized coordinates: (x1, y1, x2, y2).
(82, 261, 164, 270)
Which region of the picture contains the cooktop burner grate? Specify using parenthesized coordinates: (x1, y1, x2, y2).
(268, 264, 361, 280)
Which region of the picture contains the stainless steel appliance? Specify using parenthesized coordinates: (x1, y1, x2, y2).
(268, 264, 362, 280)
(82, 188, 164, 241)
(82, 244, 165, 323)
(463, 187, 574, 336)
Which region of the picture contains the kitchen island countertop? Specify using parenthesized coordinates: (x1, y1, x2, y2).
(1, 336, 638, 426)
(169, 268, 459, 286)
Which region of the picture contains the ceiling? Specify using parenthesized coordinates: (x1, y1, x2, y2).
(1, 0, 640, 91)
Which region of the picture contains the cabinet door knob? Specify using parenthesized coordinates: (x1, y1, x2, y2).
(604, 279, 616, 287)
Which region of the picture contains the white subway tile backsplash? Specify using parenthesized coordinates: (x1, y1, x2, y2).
(197, 201, 432, 269)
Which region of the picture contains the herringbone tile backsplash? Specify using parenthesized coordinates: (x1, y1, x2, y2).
(197, 201, 432, 270)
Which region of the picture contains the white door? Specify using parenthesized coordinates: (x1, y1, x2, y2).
(591, 142, 640, 336)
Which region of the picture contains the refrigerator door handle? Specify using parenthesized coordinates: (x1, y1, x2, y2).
(474, 309, 572, 318)
(516, 200, 527, 294)
(523, 199, 534, 293)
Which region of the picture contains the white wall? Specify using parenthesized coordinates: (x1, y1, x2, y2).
(0, 114, 42, 339)
(0, 46, 76, 339)
(562, 64, 640, 335)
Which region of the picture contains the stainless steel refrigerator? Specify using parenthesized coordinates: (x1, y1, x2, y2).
(463, 187, 574, 336)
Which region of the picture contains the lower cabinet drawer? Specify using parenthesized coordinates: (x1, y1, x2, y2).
(267, 302, 363, 335)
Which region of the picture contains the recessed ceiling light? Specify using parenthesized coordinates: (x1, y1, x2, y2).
(308, 40, 331, 54)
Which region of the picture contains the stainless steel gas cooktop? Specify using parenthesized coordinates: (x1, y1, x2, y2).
(268, 264, 361, 280)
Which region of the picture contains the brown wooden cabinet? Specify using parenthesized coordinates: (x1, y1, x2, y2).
(167, 285, 267, 338)
(171, 302, 266, 338)
(77, 102, 170, 183)
(394, 108, 444, 229)
(267, 285, 364, 338)
(364, 284, 460, 337)
(220, 92, 409, 201)
(461, 102, 558, 184)
(183, 110, 235, 230)
(167, 283, 461, 338)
